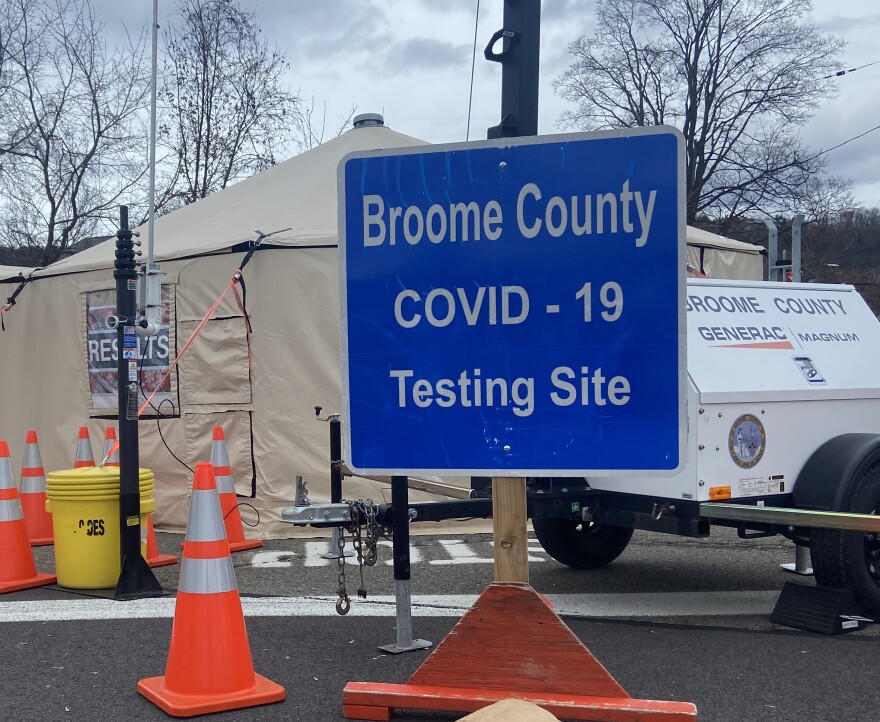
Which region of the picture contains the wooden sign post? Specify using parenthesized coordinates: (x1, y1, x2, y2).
(492, 477, 528, 584)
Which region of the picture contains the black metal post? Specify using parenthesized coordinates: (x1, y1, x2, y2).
(486, 0, 541, 139)
(321, 413, 353, 561)
(330, 415, 342, 504)
(114, 205, 162, 600)
(391, 475, 411, 583)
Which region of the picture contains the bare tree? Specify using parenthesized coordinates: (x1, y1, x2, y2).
(0, 0, 30, 156)
(555, 0, 847, 228)
(0, 0, 149, 266)
(290, 97, 358, 154)
(157, 0, 300, 210)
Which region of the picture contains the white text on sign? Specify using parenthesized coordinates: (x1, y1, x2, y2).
(389, 367, 631, 418)
(393, 282, 624, 328)
(363, 181, 658, 248)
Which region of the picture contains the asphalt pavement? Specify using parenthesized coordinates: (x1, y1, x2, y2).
(2, 529, 878, 721)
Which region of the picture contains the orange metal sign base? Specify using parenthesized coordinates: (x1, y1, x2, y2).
(344, 682, 698, 721)
(343, 583, 698, 721)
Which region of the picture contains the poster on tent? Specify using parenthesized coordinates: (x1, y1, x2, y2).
(85, 287, 176, 415)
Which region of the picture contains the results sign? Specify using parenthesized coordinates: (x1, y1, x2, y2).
(340, 128, 686, 476)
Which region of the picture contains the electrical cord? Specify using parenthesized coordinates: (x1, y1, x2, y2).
(230, 501, 260, 528)
(137, 352, 194, 472)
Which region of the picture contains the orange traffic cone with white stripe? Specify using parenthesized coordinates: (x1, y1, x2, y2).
(0, 440, 56, 593)
(144, 513, 178, 568)
(212, 427, 262, 552)
(74, 427, 95, 468)
(138, 462, 285, 716)
(103, 427, 176, 568)
(19, 430, 53, 546)
(101, 426, 120, 466)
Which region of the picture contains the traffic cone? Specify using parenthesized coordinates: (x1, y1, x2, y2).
(73, 427, 95, 468)
(103, 426, 176, 568)
(0, 440, 56, 593)
(211, 427, 262, 552)
(144, 513, 178, 568)
(101, 427, 120, 466)
(138, 462, 285, 716)
(19, 430, 53, 546)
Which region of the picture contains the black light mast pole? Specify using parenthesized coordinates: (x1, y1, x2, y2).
(114, 205, 162, 600)
(476, 0, 541, 501)
(486, 0, 541, 139)
(382, 0, 542, 653)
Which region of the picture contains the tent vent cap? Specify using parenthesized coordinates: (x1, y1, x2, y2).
(353, 113, 385, 128)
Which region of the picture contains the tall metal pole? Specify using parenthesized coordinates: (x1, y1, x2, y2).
(792, 214, 804, 283)
(485, 0, 541, 138)
(114, 206, 162, 600)
(139, 0, 163, 334)
(485, 0, 539, 588)
(764, 220, 778, 282)
(147, 0, 158, 266)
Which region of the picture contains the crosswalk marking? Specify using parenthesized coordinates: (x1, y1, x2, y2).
(431, 539, 493, 564)
(378, 539, 423, 565)
(253, 538, 544, 568)
(252, 551, 300, 568)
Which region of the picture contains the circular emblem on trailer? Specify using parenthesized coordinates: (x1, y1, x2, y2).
(729, 414, 766, 468)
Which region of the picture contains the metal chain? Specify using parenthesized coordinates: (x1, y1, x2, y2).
(335, 529, 350, 615)
(351, 505, 368, 599)
(332, 499, 391, 614)
(363, 501, 379, 566)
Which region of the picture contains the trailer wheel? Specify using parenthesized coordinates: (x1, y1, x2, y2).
(532, 517, 633, 569)
(811, 462, 880, 615)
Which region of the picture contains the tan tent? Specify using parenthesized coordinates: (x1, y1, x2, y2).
(0, 124, 436, 537)
(685, 226, 764, 279)
(0, 123, 766, 537)
(0, 265, 34, 282)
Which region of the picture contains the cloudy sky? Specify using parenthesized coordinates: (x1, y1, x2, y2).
(97, 0, 879, 210)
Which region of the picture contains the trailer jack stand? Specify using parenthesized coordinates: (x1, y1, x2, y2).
(378, 579, 432, 655)
(780, 544, 814, 576)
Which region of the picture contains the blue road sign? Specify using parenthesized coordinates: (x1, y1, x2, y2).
(340, 128, 685, 476)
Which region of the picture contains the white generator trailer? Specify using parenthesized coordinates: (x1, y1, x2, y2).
(527, 277, 880, 615)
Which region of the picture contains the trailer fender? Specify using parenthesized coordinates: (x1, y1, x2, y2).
(793, 433, 880, 511)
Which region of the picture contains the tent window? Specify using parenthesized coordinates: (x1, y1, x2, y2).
(178, 316, 251, 405)
(84, 285, 178, 418)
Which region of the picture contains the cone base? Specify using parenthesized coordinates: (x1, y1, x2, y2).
(28, 536, 54, 547)
(146, 553, 178, 568)
(138, 672, 285, 717)
(229, 538, 263, 553)
(0, 572, 57, 594)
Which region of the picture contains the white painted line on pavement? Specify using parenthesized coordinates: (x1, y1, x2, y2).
(0, 590, 779, 623)
(550, 591, 780, 618)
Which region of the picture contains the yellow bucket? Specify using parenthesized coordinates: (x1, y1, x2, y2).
(46, 467, 156, 589)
